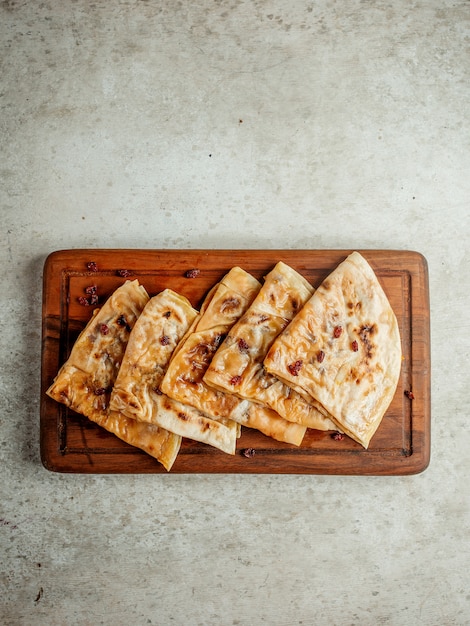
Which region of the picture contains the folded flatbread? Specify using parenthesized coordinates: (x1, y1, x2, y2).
(263, 252, 401, 448)
(94, 412, 182, 470)
(46, 280, 181, 470)
(161, 267, 306, 446)
(109, 289, 238, 455)
(203, 261, 337, 430)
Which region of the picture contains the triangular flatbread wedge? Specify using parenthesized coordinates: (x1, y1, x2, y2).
(263, 252, 402, 448)
(46, 280, 181, 470)
(203, 261, 337, 430)
(161, 267, 306, 446)
(109, 289, 238, 455)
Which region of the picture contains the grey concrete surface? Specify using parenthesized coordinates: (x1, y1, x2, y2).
(1, 1, 469, 624)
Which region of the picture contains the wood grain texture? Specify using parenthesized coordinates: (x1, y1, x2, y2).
(40, 249, 430, 475)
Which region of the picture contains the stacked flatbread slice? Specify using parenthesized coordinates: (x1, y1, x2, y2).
(46, 251, 401, 467)
(203, 261, 337, 430)
(109, 289, 238, 455)
(263, 252, 402, 448)
(161, 267, 307, 446)
(46, 280, 182, 470)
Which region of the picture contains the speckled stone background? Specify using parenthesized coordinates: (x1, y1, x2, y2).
(1, 1, 469, 624)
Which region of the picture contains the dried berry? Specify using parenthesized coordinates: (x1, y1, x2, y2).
(85, 285, 98, 295)
(238, 338, 249, 351)
(333, 325, 343, 338)
(230, 375, 242, 385)
(160, 335, 170, 346)
(117, 269, 132, 277)
(87, 261, 98, 272)
(94, 387, 106, 396)
(242, 448, 256, 458)
(404, 390, 415, 400)
(316, 350, 325, 363)
(287, 360, 303, 376)
(100, 324, 109, 335)
(163, 311, 171, 318)
(184, 268, 200, 278)
(78, 296, 90, 306)
(89, 294, 99, 306)
(352, 340, 359, 352)
(331, 432, 344, 441)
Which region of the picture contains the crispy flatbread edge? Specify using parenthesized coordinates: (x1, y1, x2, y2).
(203, 372, 337, 431)
(47, 364, 183, 471)
(261, 260, 315, 302)
(93, 411, 182, 471)
(230, 401, 307, 447)
(110, 389, 238, 455)
(256, 370, 342, 429)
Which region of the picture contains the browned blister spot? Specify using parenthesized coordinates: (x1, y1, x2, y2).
(220, 297, 240, 313)
(358, 323, 377, 361)
(256, 313, 270, 324)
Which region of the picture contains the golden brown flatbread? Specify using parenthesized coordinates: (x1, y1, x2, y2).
(203, 261, 337, 430)
(161, 267, 306, 446)
(46, 280, 181, 470)
(94, 412, 182, 471)
(109, 289, 238, 455)
(264, 252, 402, 448)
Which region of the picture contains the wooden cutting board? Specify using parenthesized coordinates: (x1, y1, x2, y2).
(40, 249, 430, 475)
